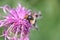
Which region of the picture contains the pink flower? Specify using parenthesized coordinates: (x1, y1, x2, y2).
(0, 3, 41, 40)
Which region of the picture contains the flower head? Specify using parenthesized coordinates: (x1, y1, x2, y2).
(0, 3, 41, 40)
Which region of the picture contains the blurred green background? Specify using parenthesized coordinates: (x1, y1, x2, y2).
(0, 0, 60, 40)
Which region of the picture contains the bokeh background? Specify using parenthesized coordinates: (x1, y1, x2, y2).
(0, 0, 60, 40)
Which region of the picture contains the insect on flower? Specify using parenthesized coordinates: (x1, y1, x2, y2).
(0, 3, 41, 40)
(24, 11, 41, 30)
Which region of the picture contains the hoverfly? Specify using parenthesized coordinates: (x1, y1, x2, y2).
(24, 12, 41, 30)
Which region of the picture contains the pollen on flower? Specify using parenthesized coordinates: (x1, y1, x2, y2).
(0, 3, 41, 40)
